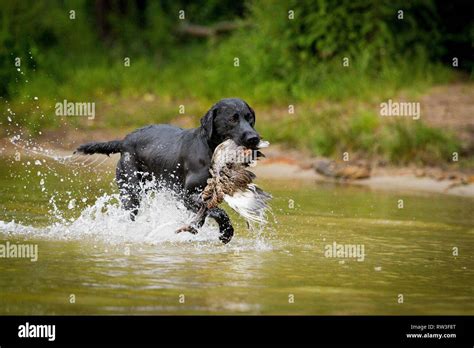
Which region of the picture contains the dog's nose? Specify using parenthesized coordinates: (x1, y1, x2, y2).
(245, 135, 260, 148)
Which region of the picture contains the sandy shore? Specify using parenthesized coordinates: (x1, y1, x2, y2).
(1, 137, 473, 198)
(252, 161, 474, 198)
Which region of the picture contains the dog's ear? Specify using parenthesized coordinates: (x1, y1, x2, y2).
(200, 107, 216, 140)
(245, 102, 256, 127)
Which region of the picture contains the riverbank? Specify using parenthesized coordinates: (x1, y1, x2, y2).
(253, 161, 474, 198)
(1, 136, 473, 198)
(2, 81, 473, 198)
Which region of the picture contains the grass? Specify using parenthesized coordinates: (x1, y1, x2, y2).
(258, 104, 460, 165)
(0, 43, 464, 166)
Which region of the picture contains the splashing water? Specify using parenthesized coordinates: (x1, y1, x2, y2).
(0, 141, 274, 250)
(9, 135, 110, 168)
(2, 91, 274, 250)
(1, 189, 221, 245)
(1, 185, 273, 251)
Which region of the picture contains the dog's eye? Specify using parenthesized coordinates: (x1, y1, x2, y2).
(231, 114, 239, 123)
(245, 114, 254, 125)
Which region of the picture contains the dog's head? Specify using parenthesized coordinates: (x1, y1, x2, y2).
(200, 98, 260, 149)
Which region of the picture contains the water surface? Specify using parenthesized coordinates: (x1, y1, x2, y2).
(0, 156, 472, 314)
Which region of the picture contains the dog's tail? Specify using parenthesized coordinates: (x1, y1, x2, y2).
(75, 140, 122, 156)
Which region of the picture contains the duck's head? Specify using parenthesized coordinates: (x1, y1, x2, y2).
(212, 139, 269, 172)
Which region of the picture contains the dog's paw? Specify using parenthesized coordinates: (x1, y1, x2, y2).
(175, 225, 199, 235)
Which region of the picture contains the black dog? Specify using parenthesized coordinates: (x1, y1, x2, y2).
(76, 98, 261, 244)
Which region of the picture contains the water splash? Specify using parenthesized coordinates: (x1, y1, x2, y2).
(0, 174, 273, 250)
(2, 133, 273, 250)
(1, 187, 215, 242)
(9, 135, 110, 168)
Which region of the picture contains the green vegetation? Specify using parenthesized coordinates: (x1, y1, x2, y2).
(260, 106, 460, 165)
(0, 0, 471, 165)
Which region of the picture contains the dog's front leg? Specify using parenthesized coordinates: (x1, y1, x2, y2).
(178, 176, 234, 243)
(175, 177, 208, 235)
(207, 207, 234, 244)
(177, 204, 234, 244)
(176, 201, 207, 235)
(184, 196, 234, 244)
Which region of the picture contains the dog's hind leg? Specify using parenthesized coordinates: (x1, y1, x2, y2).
(116, 152, 141, 220)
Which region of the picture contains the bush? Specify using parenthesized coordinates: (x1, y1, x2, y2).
(0, 0, 469, 164)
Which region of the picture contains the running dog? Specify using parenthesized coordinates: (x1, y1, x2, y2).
(76, 98, 261, 243)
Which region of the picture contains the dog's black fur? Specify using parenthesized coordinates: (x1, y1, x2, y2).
(76, 98, 260, 244)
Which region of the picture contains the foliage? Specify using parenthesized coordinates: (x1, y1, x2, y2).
(0, 0, 470, 164)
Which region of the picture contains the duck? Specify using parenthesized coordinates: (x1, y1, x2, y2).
(176, 139, 271, 234)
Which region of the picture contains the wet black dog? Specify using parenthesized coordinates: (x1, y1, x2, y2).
(76, 98, 260, 243)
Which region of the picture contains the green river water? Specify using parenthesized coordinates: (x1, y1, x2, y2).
(0, 157, 472, 315)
